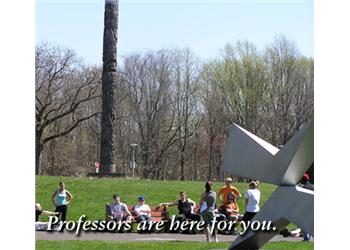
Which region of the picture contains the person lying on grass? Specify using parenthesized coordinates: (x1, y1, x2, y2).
(35, 203, 59, 231)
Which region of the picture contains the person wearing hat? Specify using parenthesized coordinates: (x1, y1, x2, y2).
(134, 195, 152, 223)
(218, 177, 241, 205)
(109, 193, 133, 222)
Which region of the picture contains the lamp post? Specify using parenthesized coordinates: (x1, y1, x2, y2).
(130, 144, 138, 177)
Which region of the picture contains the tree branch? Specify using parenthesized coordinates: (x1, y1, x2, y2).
(42, 112, 99, 145)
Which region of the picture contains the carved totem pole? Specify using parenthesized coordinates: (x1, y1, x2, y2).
(99, 0, 118, 173)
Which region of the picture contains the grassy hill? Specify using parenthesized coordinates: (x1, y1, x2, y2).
(36, 176, 277, 222)
(36, 177, 313, 250)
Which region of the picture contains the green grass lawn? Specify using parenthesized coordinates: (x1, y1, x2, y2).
(36, 240, 313, 250)
(36, 176, 277, 222)
(36, 176, 309, 249)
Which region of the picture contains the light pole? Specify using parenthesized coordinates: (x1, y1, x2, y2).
(130, 143, 138, 177)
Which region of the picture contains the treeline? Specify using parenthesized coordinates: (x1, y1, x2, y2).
(35, 36, 313, 180)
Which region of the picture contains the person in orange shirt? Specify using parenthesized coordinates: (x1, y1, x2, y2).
(218, 177, 241, 205)
(218, 192, 242, 221)
(218, 192, 243, 235)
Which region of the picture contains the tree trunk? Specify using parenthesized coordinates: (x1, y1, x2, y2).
(208, 136, 214, 180)
(141, 146, 149, 179)
(49, 140, 56, 175)
(180, 152, 185, 181)
(35, 135, 43, 175)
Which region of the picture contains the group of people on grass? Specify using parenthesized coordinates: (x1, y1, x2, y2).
(195, 178, 260, 242)
(35, 174, 313, 242)
(107, 178, 261, 242)
(36, 178, 261, 243)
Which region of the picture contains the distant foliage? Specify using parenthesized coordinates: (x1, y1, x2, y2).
(36, 36, 313, 180)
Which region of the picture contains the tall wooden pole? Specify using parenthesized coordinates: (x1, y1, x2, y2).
(100, 0, 118, 173)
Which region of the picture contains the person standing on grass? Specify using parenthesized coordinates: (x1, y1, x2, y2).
(242, 180, 260, 224)
(218, 177, 241, 205)
(51, 181, 73, 222)
(199, 181, 218, 242)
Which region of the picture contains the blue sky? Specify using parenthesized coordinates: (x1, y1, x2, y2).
(36, 0, 314, 65)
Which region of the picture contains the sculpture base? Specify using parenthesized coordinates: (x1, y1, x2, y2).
(99, 163, 116, 173)
(88, 172, 126, 178)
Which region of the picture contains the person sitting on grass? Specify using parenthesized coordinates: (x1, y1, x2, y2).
(218, 192, 243, 234)
(109, 193, 133, 223)
(35, 203, 59, 231)
(158, 191, 201, 234)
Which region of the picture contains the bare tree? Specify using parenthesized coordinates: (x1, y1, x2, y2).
(211, 41, 269, 134)
(35, 44, 100, 175)
(172, 49, 202, 180)
(200, 64, 227, 180)
(121, 51, 176, 178)
(263, 36, 314, 145)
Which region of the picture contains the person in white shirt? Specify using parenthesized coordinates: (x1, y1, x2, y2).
(109, 193, 133, 222)
(242, 180, 260, 223)
(134, 195, 151, 223)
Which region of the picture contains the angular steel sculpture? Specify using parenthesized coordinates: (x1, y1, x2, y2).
(100, 0, 119, 173)
(221, 120, 314, 250)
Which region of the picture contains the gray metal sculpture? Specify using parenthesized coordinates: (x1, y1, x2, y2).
(221, 120, 314, 250)
(100, 0, 119, 173)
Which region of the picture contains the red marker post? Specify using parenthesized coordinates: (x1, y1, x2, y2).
(95, 162, 100, 173)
